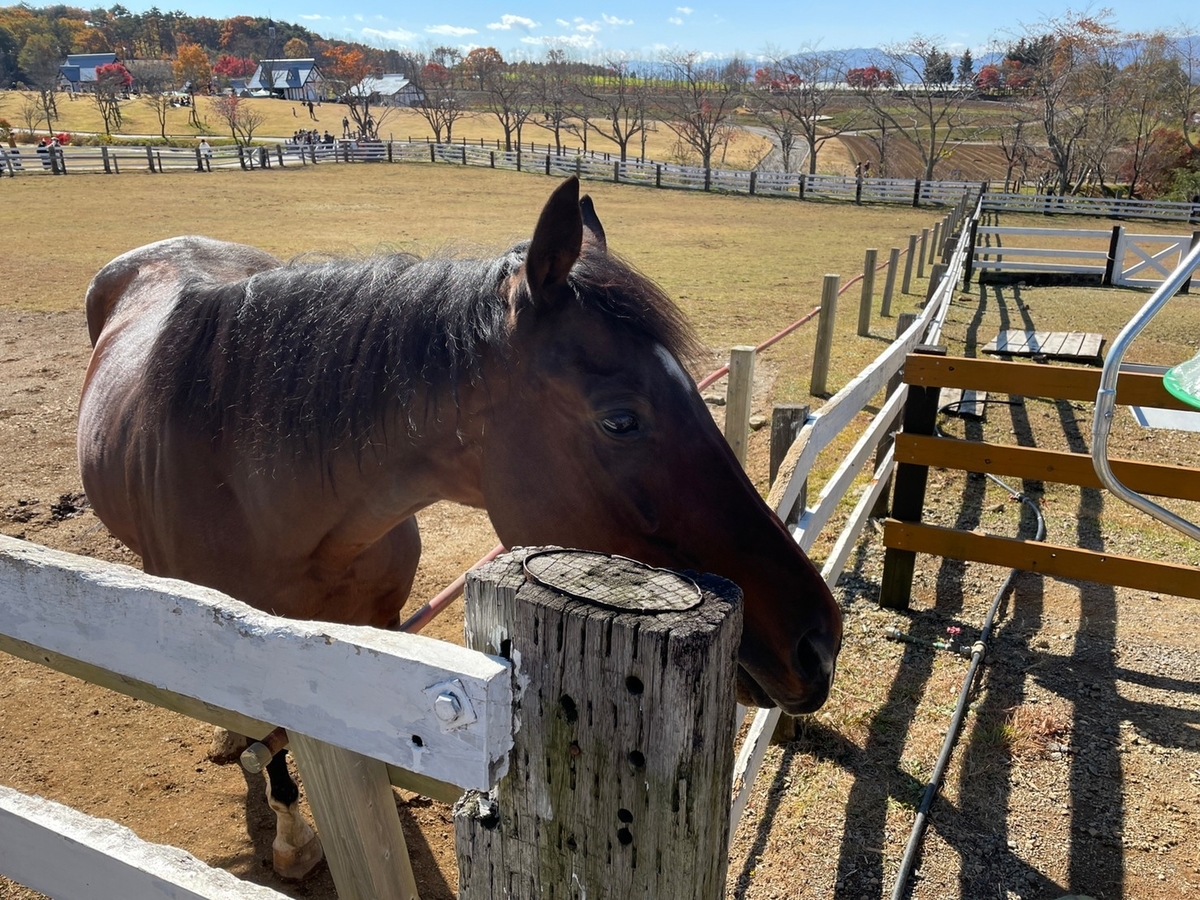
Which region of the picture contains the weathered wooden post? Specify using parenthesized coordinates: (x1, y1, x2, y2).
(725, 346, 756, 467)
(857, 249, 877, 336)
(870, 312, 918, 519)
(810, 274, 840, 396)
(901, 233, 917, 294)
(880, 246, 901, 317)
(917, 228, 928, 278)
(770, 404, 809, 523)
(929, 221, 942, 264)
(456, 549, 741, 900)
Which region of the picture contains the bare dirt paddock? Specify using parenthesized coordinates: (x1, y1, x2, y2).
(2, 165, 1199, 899)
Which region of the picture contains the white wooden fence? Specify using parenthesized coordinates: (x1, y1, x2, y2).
(969, 223, 1200, 287)
(0, 534, 511, 899)
(724, 197, 972, 833)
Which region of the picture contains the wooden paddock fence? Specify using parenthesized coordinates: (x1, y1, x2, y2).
(878, 353, 1200, 609)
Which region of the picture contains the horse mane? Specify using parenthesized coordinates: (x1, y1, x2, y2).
(147, 243, 700, 462)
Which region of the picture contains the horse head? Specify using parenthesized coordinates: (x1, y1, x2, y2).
(479, 178, 841, 714)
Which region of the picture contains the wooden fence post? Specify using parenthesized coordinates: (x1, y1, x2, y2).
(146, 145, 157, 173)
(749, 170, 757, 195)
(880, 246, 901, 317)
(924, 263, 947, 308)
(456, 549, 741, 900)
(918, 228, 928, 278)
(771, 404, 809, 522)
(276, 145, 284, 167)
(912, 179, 922, 207)
(103, 146, 112, 174)
(1103, 225, 1123, 286)
(902, 234, 917, 294)
(963, 217, 980, 284)
(289, 734, 418, 900)
(858, 249, 877, 336)
(1183, 231, 1200, 295)
(870, 312, 918, 519)
(929, 221, 942, 264)
(879, 345, 946, 609)
(810, 274, 840, 396)
(724, 347, 756, 467)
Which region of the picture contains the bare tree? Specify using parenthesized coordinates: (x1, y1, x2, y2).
(754, 48, 857, 174)
(16, 34, 61, 134)
(657, 50, 743, 176)
(134, 60, 179, 141)
(483, 65, 534, 153)
(852, 35, 978, 181)
(410, 59, 468, 143)
(997, 116, 1039, 191)
(1165, 27, 1200, 154)
(211, 94, 265, 145)
(1014, 11, 1121, 195)
(529, 48, 575, 154)
(575, 55, 649, 162)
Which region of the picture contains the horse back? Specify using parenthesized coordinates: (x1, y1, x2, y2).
(84, 236, 280, 345)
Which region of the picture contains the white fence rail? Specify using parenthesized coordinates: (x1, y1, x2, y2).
(0, 534, 511, 899)
(969, 223, 1200, 287)
(728, 197, 976, 833)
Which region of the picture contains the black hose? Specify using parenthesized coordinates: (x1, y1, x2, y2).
(888, 405, 1047, 900)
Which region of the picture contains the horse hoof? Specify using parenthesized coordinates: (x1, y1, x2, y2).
(273, 833, 325, 882)
(207, 727, 250, 765)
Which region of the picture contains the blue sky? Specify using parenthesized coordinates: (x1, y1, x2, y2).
(136, 1, 1187, 59)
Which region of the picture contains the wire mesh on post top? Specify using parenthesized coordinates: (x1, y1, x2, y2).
(521, 549, 702, 613)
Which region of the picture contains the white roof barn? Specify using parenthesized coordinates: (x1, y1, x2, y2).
(346, 74, 424, 107)
(247, 59, 323, 102)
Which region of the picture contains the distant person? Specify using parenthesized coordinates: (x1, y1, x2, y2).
(342, 116, 350, 138)
(198, 138, 212, 172)
(36, 138, 49, 169)
(307, 100, 315, 120)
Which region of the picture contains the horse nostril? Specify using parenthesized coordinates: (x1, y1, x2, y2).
(794, 629, 836, 683)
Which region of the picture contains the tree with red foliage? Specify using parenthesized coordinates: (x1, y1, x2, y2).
(213, 55, 257, 82)
(846, 66, 894, 89)
(93, 61, 132, 134)
(974, 64, 1002, 92)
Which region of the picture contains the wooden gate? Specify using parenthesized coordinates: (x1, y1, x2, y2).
(880, 353, 1200, 609)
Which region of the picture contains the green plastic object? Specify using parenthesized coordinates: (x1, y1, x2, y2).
(1164, 352, 1200, 410)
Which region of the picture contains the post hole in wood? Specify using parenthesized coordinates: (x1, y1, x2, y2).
(559, 694, 578, 723)
(625, 675, 644, 695)
(628, 749, 646, 768)
(617, 808, 633, 823)
(617, 827, 633, 846)
(410, 734, 423, 748)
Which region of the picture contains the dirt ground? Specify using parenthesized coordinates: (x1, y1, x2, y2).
(3, 272, 1200, 899)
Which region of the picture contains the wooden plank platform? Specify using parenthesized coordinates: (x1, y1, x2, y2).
(982, 330, 1103, 362)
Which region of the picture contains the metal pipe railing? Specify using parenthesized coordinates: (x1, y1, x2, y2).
(1091, 240, 1200, 542)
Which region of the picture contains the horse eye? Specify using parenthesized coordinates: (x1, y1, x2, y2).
(601, 412, 639, 436)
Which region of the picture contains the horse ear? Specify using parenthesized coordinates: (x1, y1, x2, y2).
(580, 194, 607, 253)
(525, 177, 583, 300)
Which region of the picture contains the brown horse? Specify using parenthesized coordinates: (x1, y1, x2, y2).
(77, 176, 841, 879)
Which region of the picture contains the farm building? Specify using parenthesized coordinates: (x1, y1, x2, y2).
(246, 58, 323, 102)
(346, 73, 424, 107)
(57, 53, 118, 93)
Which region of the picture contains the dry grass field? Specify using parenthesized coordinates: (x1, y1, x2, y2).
(2, 160, 1199, 899)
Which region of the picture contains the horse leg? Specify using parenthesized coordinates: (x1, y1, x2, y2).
(264, 748, 324, 881)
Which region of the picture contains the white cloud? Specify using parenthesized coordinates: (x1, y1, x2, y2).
(298, 13, 328, 20)
(676, 6, 694, 14)
(555, 18, 570, 27)
(602, 14, 633, 26)
(668, 16, 683, 24)
(361, 26, 418, 42)
(426, 24, 477, 36)
(522, 32, 598, 49)
(487, 14, 539, 31)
